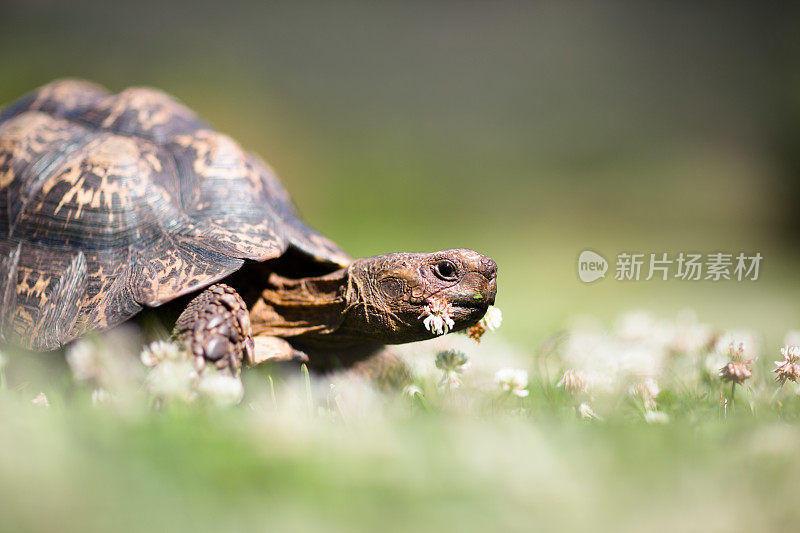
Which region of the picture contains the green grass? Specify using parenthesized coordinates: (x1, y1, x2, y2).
(3, 385, 800, 532)
(3, 319, 800, 533)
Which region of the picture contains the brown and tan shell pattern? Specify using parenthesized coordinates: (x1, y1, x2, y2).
(0, 79, 351, 350)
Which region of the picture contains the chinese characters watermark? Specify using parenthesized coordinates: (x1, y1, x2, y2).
(578, 250, 762, 283)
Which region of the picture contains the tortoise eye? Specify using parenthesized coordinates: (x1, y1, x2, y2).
(434, 260, 458, 281)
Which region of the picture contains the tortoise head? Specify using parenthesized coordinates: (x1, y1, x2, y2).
(249, 248, 497, 352)
(341, 249, 498, 344)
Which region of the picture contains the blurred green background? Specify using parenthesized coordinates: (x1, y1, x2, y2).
(3, 0, 799, 346)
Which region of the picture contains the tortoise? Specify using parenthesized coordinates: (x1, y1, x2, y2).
(0, 79, 498, 374)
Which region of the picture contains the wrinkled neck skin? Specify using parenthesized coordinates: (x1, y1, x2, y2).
(249, 268, 350, 341)
(249, 262, 418, 368)
(248, 266, 371, 368)
(333, 260, 421, 344)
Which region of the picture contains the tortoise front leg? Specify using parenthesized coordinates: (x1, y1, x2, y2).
(172, 284, 254, 377)
(251, 336, 309, 365)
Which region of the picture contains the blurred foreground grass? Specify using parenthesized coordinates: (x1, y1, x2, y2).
(4, 396, 800, 533)
(4, 314, 800, 533)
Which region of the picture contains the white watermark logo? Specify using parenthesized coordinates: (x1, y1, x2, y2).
(579, 251, 762, 283)
(577, 250, 608, 283)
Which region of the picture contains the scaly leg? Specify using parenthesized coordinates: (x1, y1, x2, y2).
(172, 284, 254, 376)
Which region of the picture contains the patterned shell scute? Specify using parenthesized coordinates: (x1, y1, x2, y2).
(0, 79, 350, 350)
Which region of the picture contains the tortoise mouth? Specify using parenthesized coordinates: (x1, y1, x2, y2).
(450, 284, 496, 310)
(449, 298, 493, 328)
(454, 298, 493, 310)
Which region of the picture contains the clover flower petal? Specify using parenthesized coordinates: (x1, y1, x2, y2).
(495, 367, 529, 397)
(719, 342, 753, 384)
(578, 402, 601, 421)
(773, 345, 800, 384)
(557, 368, 588, 395)
(145, 360, 199, 403)
(644, 410, 670, 424)
(481, 306, 503, 332)
(435, 350, 470, 373)
(197, 371, 244, 406)
(420, 298, 455, 336)
(628, 378, 660, 410)
(403, 385, 423, 397)
(31, 392, 49, 407)
(140, 340, 183, 367)
(435, 350, 470, 389)
(65, 339, 104, 383)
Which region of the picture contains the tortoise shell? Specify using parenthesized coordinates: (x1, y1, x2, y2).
(0, 79, 351, 350)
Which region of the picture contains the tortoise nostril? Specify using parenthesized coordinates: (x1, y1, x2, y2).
(481, 258, 498, 280)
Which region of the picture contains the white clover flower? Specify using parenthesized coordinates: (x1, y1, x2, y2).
(578, 402, 601, 421)
(714, 330, 759, 360)
(615, 343, 664, 383)
(669, 310, 714, 355)
(66, 339, 105, 382)
(615, 311, 657, 342)
(31, 392, 49, 407)
(197, 371, 244, 406)
(644, 410, 670, 424)
(557, 368, 588, 395)
(561, 326, 618, 391)
(481, 306, 503, 332)
(435, 350, 470, 373)
(141, 340, 243, 407)
(561, 314, 668, 395)
(561, 325, 663, 394)
(63, 330, 144, 399)
(628, 378, 660, 410)
(145, 360, 198, 403)
(140, 340, 183, 367)
(494, 367, 529, 397)
(403, 384, 423, 397)
(719, 342, 753, 385)
(420, 298, 455, 336)
(782, 345, 800, 358)
(424, 314, 453, 336)
(91, 388, 112, 405)
(774, 345, 800, 385)
(704, 351, 729, 379)
(784, 331, 800, 347)
(435, 350, 470, 389)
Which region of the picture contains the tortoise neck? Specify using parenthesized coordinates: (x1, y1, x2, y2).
(249, 268, 349, 338)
